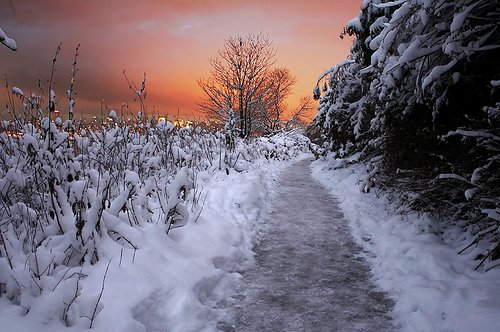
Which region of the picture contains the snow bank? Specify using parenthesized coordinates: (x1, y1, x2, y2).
(94, 162, 276, 332)
(311, 157, 500, 332)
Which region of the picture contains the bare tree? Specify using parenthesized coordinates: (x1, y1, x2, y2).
(198, 33, 276, 137)
(284, 95, 313, 130)
(257, 67, 297, 134)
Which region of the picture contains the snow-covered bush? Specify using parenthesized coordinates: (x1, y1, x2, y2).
(0, 103, 310, 325)
(314, 0, 499, 268)
(0, 118, 208, 324)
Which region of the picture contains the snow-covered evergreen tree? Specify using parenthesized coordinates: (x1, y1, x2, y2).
(314, 0, 500, 267)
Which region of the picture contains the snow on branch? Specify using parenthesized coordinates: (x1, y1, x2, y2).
(316, 60, 355, 86)
(482, 209, 500, 223)
(421, 59, 458, 90)
(346, 17, 362, 33)
(436, 173, 481, 189)
(450, 2, 480, 35)
(437, 173, 469, 183)
(374, 0, 407, 9)
(0, 26, 17, 51)
(12, 86, 24, 98)
(314, 59, 355, 99)
(442, 129, 500, 142)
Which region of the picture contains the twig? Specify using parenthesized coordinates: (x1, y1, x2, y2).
(193, 193, 208, 223)
(458, 225, 497, 254)
(0, 228, 13, 269)
(107, 229, 137, 250)
(48, 43, 61, 117)
(68, 44, 80, 122)
(486, 262, 500, 272)
(89, 259, 111, 329)
(63, 265, 84, 326)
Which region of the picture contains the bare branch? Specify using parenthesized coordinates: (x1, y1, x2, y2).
(197, 33, 277, 137)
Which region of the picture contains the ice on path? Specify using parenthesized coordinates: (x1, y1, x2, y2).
(218, 159, 394, 331)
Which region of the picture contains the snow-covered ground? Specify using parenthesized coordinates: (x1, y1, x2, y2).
(0, 146, 298, 332)
(3, 133, 499, 332)
(311, 156, 500, 332)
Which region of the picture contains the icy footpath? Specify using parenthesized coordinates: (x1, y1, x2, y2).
(311, 157, 500, 332)
(218, 159, 394, 331)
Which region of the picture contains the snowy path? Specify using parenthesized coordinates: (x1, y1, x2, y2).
(219, 159, 394, 331)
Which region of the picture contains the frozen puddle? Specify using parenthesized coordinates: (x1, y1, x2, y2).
(218, 159, 394, 331)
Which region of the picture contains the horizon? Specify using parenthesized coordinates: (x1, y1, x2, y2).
(0, 0, 361, 121)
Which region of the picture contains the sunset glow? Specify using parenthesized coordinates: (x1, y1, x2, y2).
(0, 0, 361, 120)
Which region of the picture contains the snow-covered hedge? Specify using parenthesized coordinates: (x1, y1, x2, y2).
(313, 0, 499, 268)
(0, 116, 309, 327)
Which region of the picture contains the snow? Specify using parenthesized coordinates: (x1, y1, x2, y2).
(124, 170, 140, 186)
(70, 180, 87, 202)
(311, 157, 500, 332)
(12, 86, 24, 97)
(450, 2, 479, 34)
(443, 129, 500, 141)
(421, 59, 458, 90)
(346, 16, 362, 32)
(69, 99, 75, 113)
(481, 209, 500, 223)
(370, 16, 389, 34)
(156, 120, 174, 131)
(437, 173, 469, 183)
(464, 187, 479, 201)
(398, 42, 440, 65)
(171, 146, 189, 162)
(0, 135, 305, 332)
(374, 0, 407, 9)
(1, 120, 498, 331)
(470, 167, 483, 184)
(219, 159, 393, 331)
(316, 60, 355, 86)
(22, 133, 39, 153)
(0, 26, 17, 51)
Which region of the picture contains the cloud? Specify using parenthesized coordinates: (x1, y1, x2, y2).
(0, 0, 361, 119)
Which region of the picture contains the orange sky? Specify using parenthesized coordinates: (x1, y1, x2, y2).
(0, 0, 361, 120)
